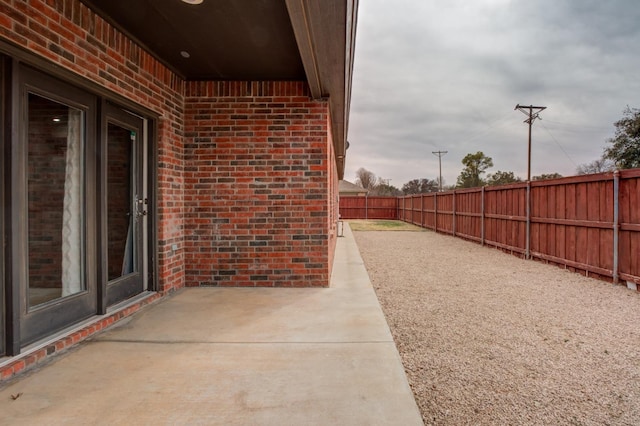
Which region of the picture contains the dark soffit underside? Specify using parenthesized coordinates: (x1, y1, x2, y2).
(81, 0, 306, 81)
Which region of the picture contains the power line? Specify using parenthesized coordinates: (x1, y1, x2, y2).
(455, 111, 514, 146)
(539, 122, 578, 168)
(542, 119, 611, 131)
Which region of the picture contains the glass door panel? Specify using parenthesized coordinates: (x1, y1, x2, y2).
(27, 94, 85, 308)
(107, 123, 136, 281)
(103, 104, 145, 307)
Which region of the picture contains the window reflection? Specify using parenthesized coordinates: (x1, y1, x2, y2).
(28, 93, 84, 307)
(107, 123, 135, 280)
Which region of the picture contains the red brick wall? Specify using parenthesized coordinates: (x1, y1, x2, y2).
(1, 1, 339, 293)
(184, 81, 332, 287)
(0, 0, 186, 292)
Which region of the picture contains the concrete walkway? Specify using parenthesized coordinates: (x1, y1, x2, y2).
(0, 224, 422, 425)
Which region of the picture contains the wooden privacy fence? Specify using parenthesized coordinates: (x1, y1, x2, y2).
(340, 170, 640, 286)
(339, 196, 398, 219)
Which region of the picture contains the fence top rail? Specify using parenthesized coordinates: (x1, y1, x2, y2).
(484, 182, 528, 191)
(621, 169, 640, 179)
(530, 172, 614, 186)
(393, 168, 640, 199)
(451, 187, 482, 194)
(362, 196, 399, 200)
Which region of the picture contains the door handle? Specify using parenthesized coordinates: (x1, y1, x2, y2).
(135, 197, 148, 218)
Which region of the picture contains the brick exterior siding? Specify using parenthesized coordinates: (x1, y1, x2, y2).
(184, 81, 334, 287)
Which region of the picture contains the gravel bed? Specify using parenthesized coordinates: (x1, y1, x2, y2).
(353, 229, 640, 426)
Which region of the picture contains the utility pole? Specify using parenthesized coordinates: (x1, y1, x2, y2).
(514, 104, 546, 181)
(432, 150, 447, 192)
(515, 104, 546, 261)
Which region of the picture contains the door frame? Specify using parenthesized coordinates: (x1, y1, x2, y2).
(12, 64, 99, 346)
(0, 54, 8, 356)
(100, 102, 148, 310)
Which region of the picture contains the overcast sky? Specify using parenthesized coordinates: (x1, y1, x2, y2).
(345, 0, 640, 188)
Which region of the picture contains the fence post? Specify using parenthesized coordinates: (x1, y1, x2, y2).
(613, 170, 620, 284)
(421, 194, 424, 227)
(365, 195, 368, 220)
(526, 181, 531, 259)
(434, 193, 438, 233)
(411, 195, 414, 225)
(481, 186, 485, 246)
(452, 190, 456, 236)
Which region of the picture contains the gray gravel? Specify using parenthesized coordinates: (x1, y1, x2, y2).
(353, 229, 640, 426)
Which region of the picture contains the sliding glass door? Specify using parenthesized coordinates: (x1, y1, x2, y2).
(102, 104, 147, 307)
(15, 65, 98, 345)
(1, 62, 154, 354)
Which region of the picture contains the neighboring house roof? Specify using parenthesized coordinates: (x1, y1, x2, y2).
(339, 180, 368, 195)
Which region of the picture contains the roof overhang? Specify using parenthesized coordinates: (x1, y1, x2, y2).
(286, 1, 358, 178)
(79, 0, 357, 178)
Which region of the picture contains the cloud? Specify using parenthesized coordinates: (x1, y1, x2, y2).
(346, 0, 640, 186)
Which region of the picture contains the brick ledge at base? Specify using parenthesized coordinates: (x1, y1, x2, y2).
(0, 291, 165, 385)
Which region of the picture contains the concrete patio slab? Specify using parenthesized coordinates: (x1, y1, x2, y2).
(0, 223, 422, 425)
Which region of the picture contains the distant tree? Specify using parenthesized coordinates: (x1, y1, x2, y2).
(532, 173, 563, 181)
(354, 168, 377, 190)
(402, 178, 439, 195)
(576, 158, 615, 175)
(486, 171, 522, 186)
(371, 182, 402, 196)
(456, 151, 493, 188)
(604, 107, 640, 169)
(402, 179, 421, 194)
(424, 178, 439, 193)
